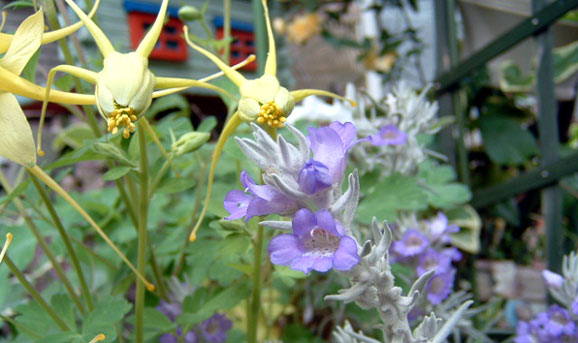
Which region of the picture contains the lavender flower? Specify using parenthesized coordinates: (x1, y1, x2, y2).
(542, 270, 564, 289)
(391, 229, 429, 258)
(160, 329, 197, 343)
(427, 270, 455, 305)
(426, 212, 460, 244)
(224, 170, 298, 221)
(515, 305, 578, 343)
(298, 159, 332, 194)
(201, 313, 233, 342)
(368, 124, 408, 146)
(573, 298, 578, 316)
(268, 208, 359, 274)
(417, 248, 452, 277)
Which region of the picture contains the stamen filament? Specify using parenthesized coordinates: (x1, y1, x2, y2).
(0, 233, 13, 265)
(27, 165, 155, 292)
(89, 334, 106, 343)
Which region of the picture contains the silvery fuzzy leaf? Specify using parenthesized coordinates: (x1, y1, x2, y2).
(360, 240, 372, 257)
(265, 174, 307, 200)
(408, 270, 435, 303)
(333, 321, 381, 343)
(331, 170, 359, 230)
(325, 283, 368, 304)
(431, 300, 474, 343)
(259, 220, 292, 230)
(413, 312, 442, 340)
(235, 137, 271, 170)
(285, 123, 310, 158)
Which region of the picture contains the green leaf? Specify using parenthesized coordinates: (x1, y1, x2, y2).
(274, 265, 307, 287)
(102, 166, 132, 181)
(217, 233, 251, 257)
(54, 73, 75, 92)
(427, 183, 472, 209)
(498, 60, 535, 93)
(89, 141, 137, 167)
(0, 178, 30, 206)
(82, 296, 132, 341)
(21, 50, 40, 83)
(480, 115, 537, 165)
(197, 116, 217, 132)
(554, 40, 578, 83)
(357, 173, 429, 223)
(156, 177, 196, 194)
(146, 94, 191, 119)
(51, 294, 77, 331)
(52, 123, 95, 151)
(446, 205, 482, 253)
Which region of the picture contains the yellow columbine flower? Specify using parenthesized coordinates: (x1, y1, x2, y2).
(38, 0, 233, 146)
(0, 3, 101, 166)
(185, 0, 355, 241)
(0, 233, 13, 265)
(0, 4, 155, 291)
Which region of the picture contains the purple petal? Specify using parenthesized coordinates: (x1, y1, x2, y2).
(329, 121, 358, 151)
(542, 270, 564, 289)
(572, 297, 578, 316)
(311, 256, 333, 273)
(246, 195, 297, 220)
(333, 236, 360, 271)
(290, 256, 316, 274)
(160, 334, 178, 343)
(307, 126, 347, 182)
(315, 209, 340, 236)
(224, 190, 251, 220)
(298, 160, 332, 194)
(368, 124, 408, 146)
(427, 269, 455, 305)
(292, 208, 317, 237)
(268, 234, 303, 265)
(240, 170, 254, 190)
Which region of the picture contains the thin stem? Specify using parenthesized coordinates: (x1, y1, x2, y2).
(223, 0, 231, 62)
(4, 256, 71, 331)
(247, 223, 264, 343)
(0, 171, 85, 314)
(135, 125, 150, 343)
(28, 172, 94, 311)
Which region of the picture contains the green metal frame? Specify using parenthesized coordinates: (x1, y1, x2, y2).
(435, 0, 578, 272)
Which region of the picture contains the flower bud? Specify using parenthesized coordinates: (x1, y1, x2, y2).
(171, 131, 210, 157)
(178, 6, 202, 21)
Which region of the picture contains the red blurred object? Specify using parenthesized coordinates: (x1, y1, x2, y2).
(128, 12, 188, 61)
(215, 28, 257, 71)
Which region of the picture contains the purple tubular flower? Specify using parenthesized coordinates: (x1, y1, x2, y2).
(441, 247, 462, 262)
(298, 160, 332, 194)
(541, 270, 564, 290)
(426, 269, 455, 305)
(201, 313, 233, 342)
(224, 171, 298, 221)
(307, 122, 361, 184)
(368, 124, 408, 146)
(426, 212, 460, 243)
(391, 229, 429, 258)
(417, 248, 452, 276)
(268, 208, 360, 275)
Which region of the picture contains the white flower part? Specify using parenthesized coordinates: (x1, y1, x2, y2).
(287, 82, 356, 124)
(238, 97, 261, 121)
(240, 74, 280, 104)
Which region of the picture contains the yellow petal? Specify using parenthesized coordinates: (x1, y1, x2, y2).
(0, 10, 43, 76)
(0, 66, 95, 105)
(0, 92, 36, 166)
(136, 0, 168, 57)
(261, 0, 277, 76)
(240, 74, 279, 104)
(238, 97, 261, 121)
(183, 26, 246, 87)
(64, 0, 114, 57)
(0, 0, 102, 54)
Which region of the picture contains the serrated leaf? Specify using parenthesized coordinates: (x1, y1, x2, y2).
(499, 60, 535, 93)
(446, 205, 481, 253)
(103, 166, 132, 181)
(82, 296, 132, 342)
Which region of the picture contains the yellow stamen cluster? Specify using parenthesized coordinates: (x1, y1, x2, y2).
(256, 101, 286, 128)
(107, 103, 137, 139)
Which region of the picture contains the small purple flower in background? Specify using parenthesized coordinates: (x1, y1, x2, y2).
(224, 171, 298, 221)
(572, 297, 578, 316)
(391, 229, 429, 258)
(201, 313, 233, 342)
(368, 124, 408, 146)
(426, 212, 459, 244)
(416, 248, 452, 276)
(157, 300, 182, 321)
(532, 305, 576, 341)
(514, 321, 536, 343)
(298, 159, 332, 194)
(160, 328, 198, 343)
(441, 247, 462, 262)
(307, 122, 361, 184)
(426, 269, 455, 305)
(268, 208, 360, 274)
(541, 270, 564, 289)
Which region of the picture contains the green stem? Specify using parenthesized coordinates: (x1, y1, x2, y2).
(149, 161, 170, 196)
(223, 0, 231, 62)
(28, 172, 94, 311)
(135, 126, 150, 343)
(4, 256, 71, 331)
(247, 223, 264, 343)
(0, 171, 85, 315)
